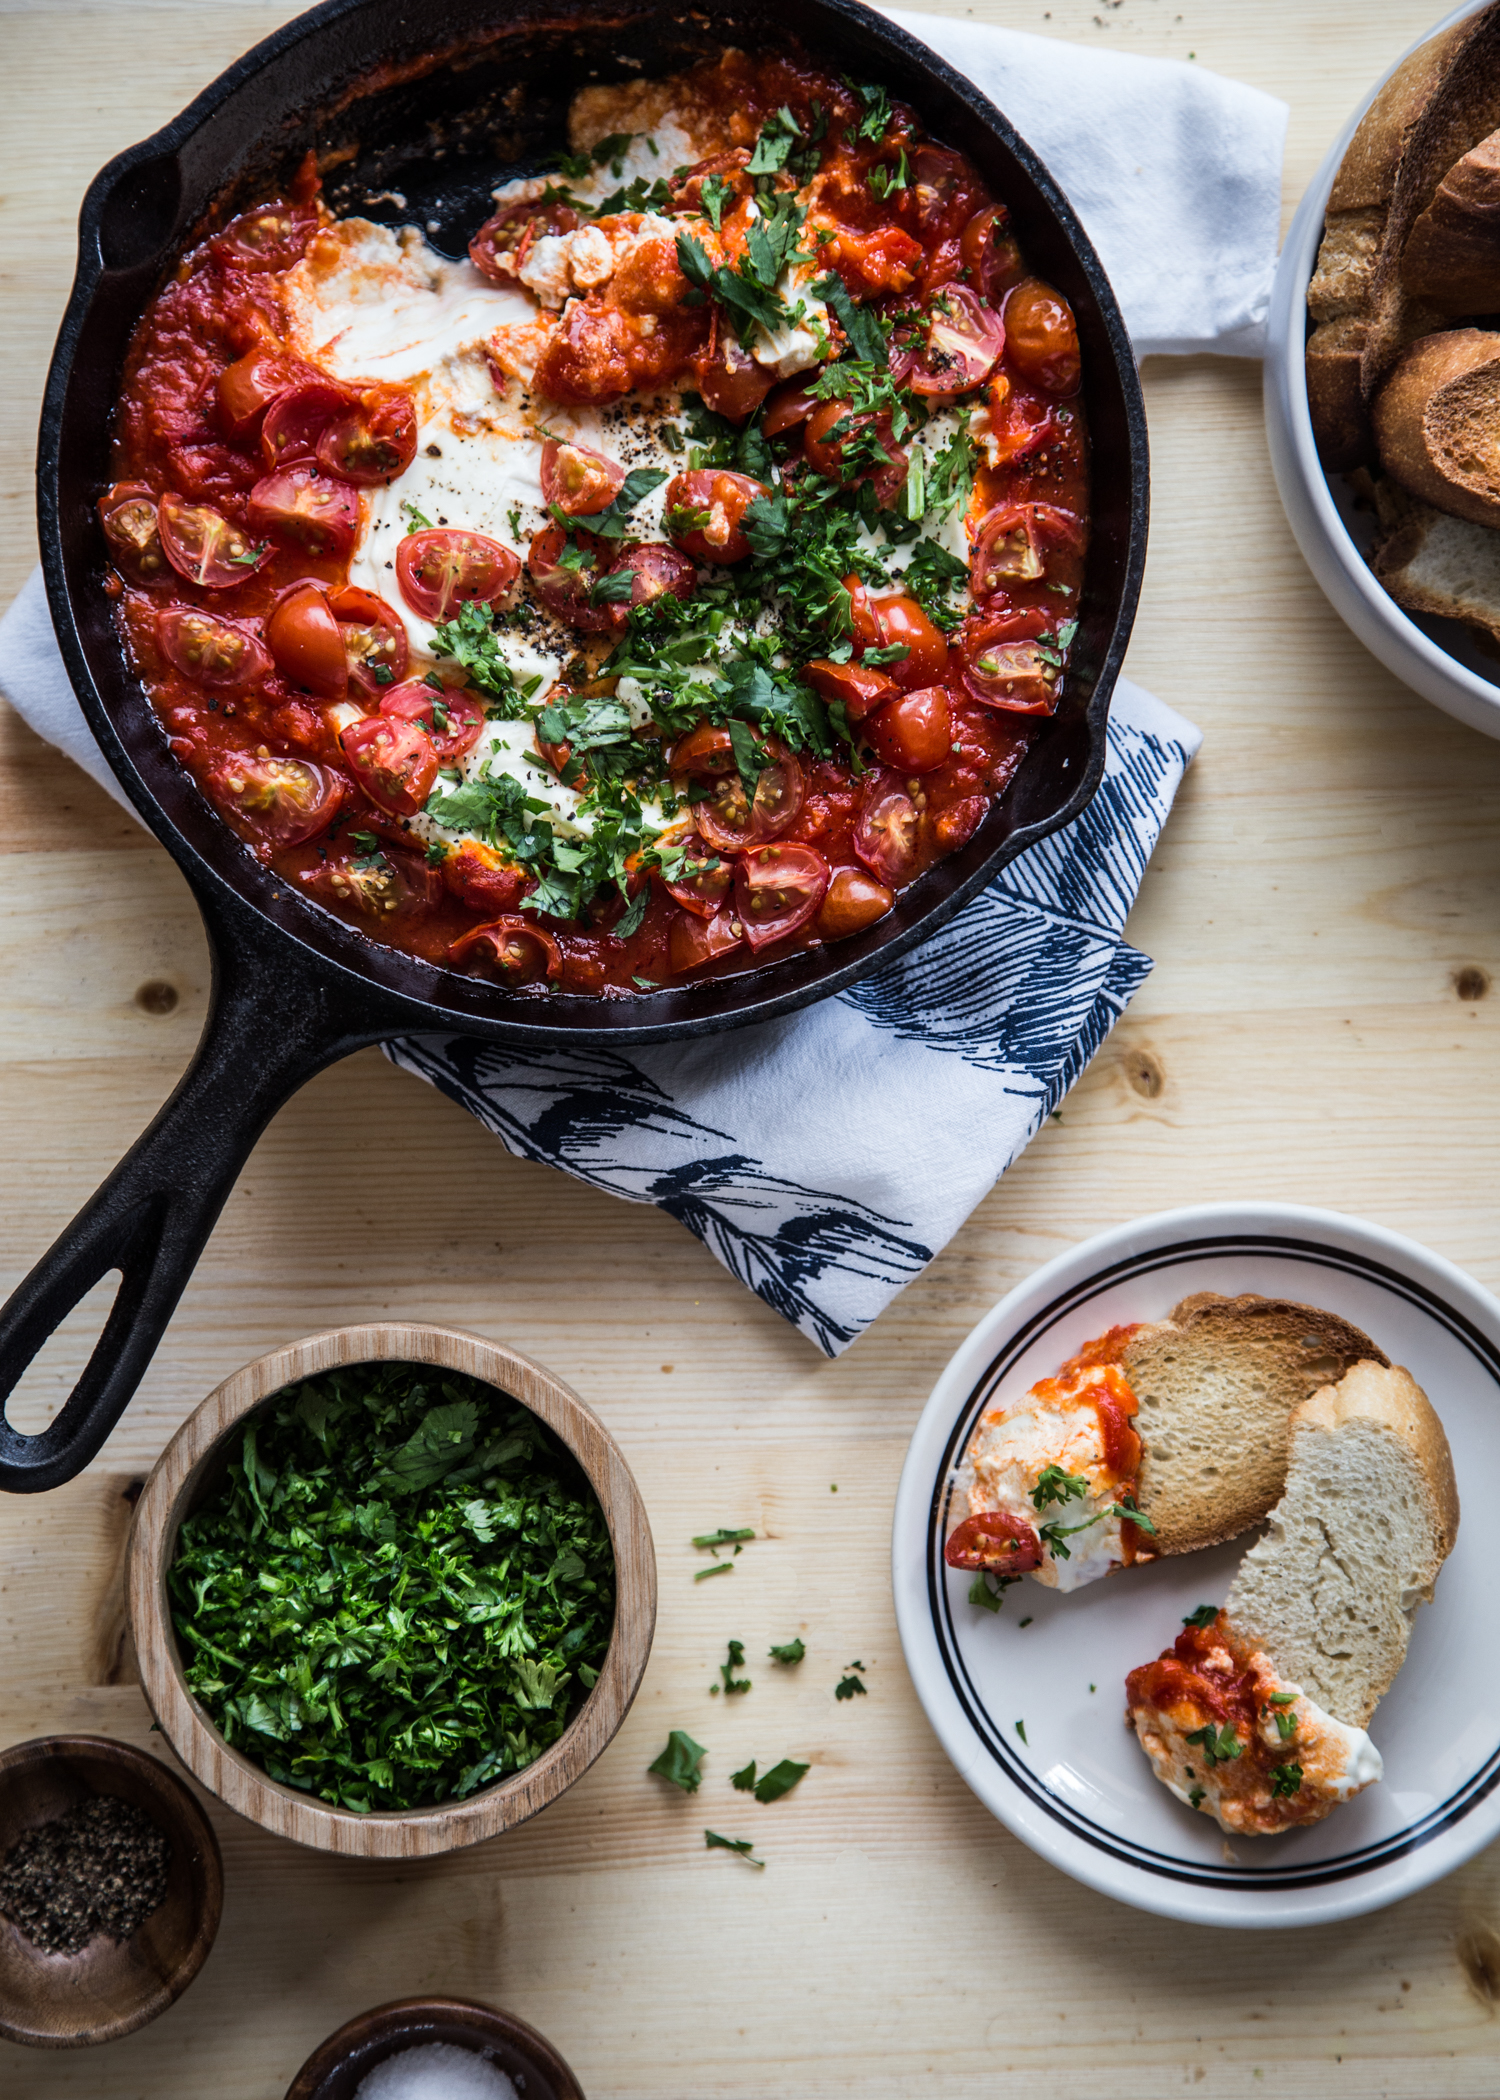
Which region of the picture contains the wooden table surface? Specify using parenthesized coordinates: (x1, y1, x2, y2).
(5, 1, 1500, 2092)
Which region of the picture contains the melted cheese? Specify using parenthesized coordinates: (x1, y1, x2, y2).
(961, 1371, 1133, 1594)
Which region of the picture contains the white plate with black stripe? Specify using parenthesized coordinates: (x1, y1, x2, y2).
(892, 1202, 1500, 1927)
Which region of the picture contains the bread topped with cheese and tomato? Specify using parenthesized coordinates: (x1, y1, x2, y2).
(1125, 1361, 1458, 1835)
(945, 1293, 1386, 1595)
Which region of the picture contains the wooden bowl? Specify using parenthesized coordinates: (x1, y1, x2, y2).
(0, 1733, 223, 2048)
(285, 1995, 584, 2099)
(127, 1323, 656, 1857)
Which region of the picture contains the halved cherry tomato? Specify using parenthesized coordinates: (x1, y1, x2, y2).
(845, 581, 949, 689)
(816, 866, 895, 940)
(266, 582, 347, 700)
(761, 378, 818, 439)
(697, 743, 805, 853)
(903, 144, 981, 243)
(380, 681, 486, 761)
(261, 383, 352, 471)
(469, 199, 580, 284)
(399, 529, 521, 624)
(206, 752, 344, 846)
(669, 906, 744, 973)
(803, 658, 899, 724)
(735, 843, 829, 952)
(909, 285, 1005, 398)
(158, 492, 271, 588)
(340, 713, 438, 815)
(662, 832, 734, 918)
(326, 583, 409, 698)
(959, 205, 1027, 307)
(317, 389, 418, 485)
(854, 770, 921, 885)
(978, 372, 1058, 469)
(932, 795, 989, 855)
(99, 484, 167, 586)
(540, 437, 626, 517)
(449, 915, 563, 985)
(248, 467, 360, 558)
(525, 524, 617, 633)
(670, 724, 736, 778)
(210, 201, 318, 272)
(217, 351, 316, 438)
(970, 503, 1083, 599)
(1003, 279, 1082, 396)
(156, 608, 271, 690)
(608, 542, 696, 611)
(662, 469, 768, 564)
(697, 336, 774, 423)
(866, 685, 952, 773)
(804, 400, 907, 504)
(943, 1510, 1043, 1573)
(303, 847, 438, 920)
(958, 629, 1061, 715)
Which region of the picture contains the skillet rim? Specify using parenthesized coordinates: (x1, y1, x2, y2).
(37, 0, 1149, 1050)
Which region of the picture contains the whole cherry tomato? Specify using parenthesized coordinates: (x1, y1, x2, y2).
(761, 378, 818, 439)
(398, 529, 521, 623)
(540, 438, 626, 517)
(734, 843, 829, 952)
(662, 469, 769, 564)
(340, 713, 438, 815)
(696, 337, 774, 423)
(865, 685, 953, 774)
(803, 658, 899, 724)
(449, 916, 563, 984)
(266, 582, 348, 699)
(158, 492, 271, 588)
(845, 580, 949, 689)
(157, 608, 271, 690)
(816, 867, 895, 940)
(1003, 279, 1082, 397)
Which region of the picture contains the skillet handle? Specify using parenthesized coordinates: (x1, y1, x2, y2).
(0, 923, 390, 1493)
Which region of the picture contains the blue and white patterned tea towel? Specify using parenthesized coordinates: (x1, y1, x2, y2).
(0, 21, 1285, 1351)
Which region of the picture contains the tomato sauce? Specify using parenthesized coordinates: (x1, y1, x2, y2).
(102, 51, 1091, 997)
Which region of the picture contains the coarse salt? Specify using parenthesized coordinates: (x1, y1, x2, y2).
(353, 2040, 520, 2100)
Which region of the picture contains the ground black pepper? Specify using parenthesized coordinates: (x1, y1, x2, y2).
(0, 1795, 170, 1955)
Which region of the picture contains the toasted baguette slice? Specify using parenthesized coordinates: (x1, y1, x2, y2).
(1125, 1295, 1388, 1556)
(1224, 1362, 1459, 1728)
(1402, 128, 1500, 310)
(1372, 496, 1500, 641)
(1373, 327, 1500, 526)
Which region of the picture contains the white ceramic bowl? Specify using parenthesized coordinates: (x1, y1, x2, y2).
(893, 1202, 1500, 1928)
(1264, 0, 1500, 739)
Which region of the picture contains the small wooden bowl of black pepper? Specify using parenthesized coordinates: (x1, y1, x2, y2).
(0, 1734, 223, 2048)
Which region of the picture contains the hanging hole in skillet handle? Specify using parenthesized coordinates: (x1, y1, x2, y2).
(93, 152, 184, 273)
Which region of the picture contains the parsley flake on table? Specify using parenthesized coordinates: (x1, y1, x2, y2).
(768, 1638, 805, 1665)
(705, 1830, 765, 1868)
(649, 1729, 708, 1793)
(753, 1758, 809, 1804)
(731, 1759, 759, 1793)
(166, 1363, 615, 1813)
(715, 1639, 752, 1696)
(835, 1663, 868, 1700)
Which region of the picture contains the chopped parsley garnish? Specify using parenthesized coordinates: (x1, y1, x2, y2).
(705, 1829, 765, 1867)
(1183, 1605, 1220, 1630)
(731, 1759, 758, 1793)
(594, 174, 672, 215)
(1188, 1785, 1206, 1808)
(400, 498, 434, 532)
(1014, 1719, 1028, 1744)
(583, 466, 669, 540)
(700, 174, 732, 231)
(694, 1561, 733, 1583)
(1031, 1464, 1089, 1512)
(166, 1363, 615, 1813)
(649, 1729, 707, 1792)
(428, 601, 537, 715)
(753, 1758, 809, 1803)
(715, 1638, 752, 1697)
(768, 1638, 806, 1665)
(1270, 1763, 1304, 1798)
(835, 1664, 868, 1700)
(868, 148, 909, 200)
(694, 1526, 756, 1550)
(969, 1574, 1014, 1612)
(848, 79, 894, 142)
(1184, 1722, 1241, 1768)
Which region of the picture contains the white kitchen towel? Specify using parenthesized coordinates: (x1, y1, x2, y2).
(0, 18, 1278, 1349)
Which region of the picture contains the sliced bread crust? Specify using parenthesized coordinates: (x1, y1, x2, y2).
(1224, 1362, 1458, 1727)
(1127, 1295, 1388, 1556)
(1372, 328, 1500, 528)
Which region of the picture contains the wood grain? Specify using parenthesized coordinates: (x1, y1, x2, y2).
(128, 1326, 657, 1857)
(6, 2, 1500, 2096)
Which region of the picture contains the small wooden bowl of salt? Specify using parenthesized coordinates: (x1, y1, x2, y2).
(285, 1995, 585, 2100)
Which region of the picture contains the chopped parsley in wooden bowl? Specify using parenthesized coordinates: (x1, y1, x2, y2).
(127, 1328, 655, 1858)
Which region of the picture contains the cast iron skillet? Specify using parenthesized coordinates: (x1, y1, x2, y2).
(3, 0, 1147, 1492)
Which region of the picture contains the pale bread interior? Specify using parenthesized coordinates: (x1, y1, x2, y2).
(1127, 1296, 1386, 1556)
(1224, 1362, 1459, 1728)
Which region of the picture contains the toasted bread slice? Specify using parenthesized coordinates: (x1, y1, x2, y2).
(1372, 495, 1500, 641)
(1402, 127, 1500, 311)
(1372, 327, 1500, 527)
(1126, 1295, 1389, 1556)
(1223, 1362, 1459, 1728)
